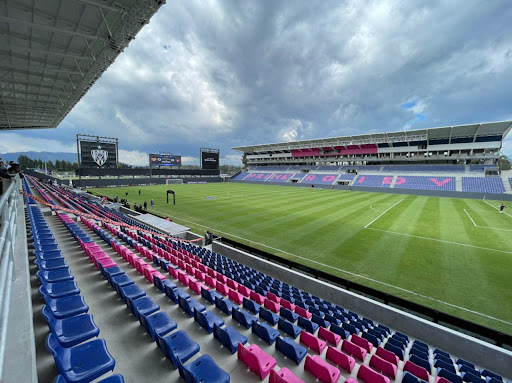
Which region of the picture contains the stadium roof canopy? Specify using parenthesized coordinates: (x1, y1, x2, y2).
(0, 0, 165, 130)
(232, 120, 512, 154)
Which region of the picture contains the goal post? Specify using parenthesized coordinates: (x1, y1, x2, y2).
(165, 179, 183, 185)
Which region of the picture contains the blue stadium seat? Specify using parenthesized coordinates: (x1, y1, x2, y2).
(259, 307, 279, 325)
(157, 330, 200, 369)
(178, 354, 230, 383)
(252, 321, 280, 345)
(435, 359, 456, 374)
(409, 354, 431, 373)
(232, 309, 257, 329)
(178, 296, 206, 317)
(119, 284, 146, 304)
(167, 287, 190, 304)
(47, 313, 100, 348)
(213, 324, 247, 354)
(437, 368, 463, 383)
(297, 317, 319, 334)
(44, 295, 89, 319)
(402, 371, 428, 383)
(130, 297, 160, 321)
(242, 298, 261, 314)
(280, 307, 299, 323)
(275, 337, 307, 365)
(215, 298, 239, 315)
(329, 324, 350, 340)
(362, 331, 381, 347)
(112, 274, 134, 294)
(462, 372, 486, 383)
(384, 341, 404, 360)
(39, 281, 80, 299)
(278, 318, 301, 339)
(311, 313, 329, 328)
(140, 312, 177, 341)
(202, 287, 223, 305)
(194, 310, 225, 334)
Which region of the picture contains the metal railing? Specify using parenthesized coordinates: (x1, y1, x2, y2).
(0, 177, 19, 379)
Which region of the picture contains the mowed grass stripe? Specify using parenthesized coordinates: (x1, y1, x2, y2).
(93, 184, 512, 334)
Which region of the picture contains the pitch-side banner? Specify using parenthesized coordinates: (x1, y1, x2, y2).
(80, 141, 117, 168)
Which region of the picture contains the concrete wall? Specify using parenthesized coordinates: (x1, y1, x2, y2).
(213, 241, 512, 379)
(232, 179, 512, 201)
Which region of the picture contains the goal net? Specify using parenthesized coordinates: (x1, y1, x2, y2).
(165, 179, 184, 185)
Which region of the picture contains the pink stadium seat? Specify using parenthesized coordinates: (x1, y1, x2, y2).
(266, 292, 281, 304)
(304, 355, 340, 383)
(198, 264, 207, 273)
(269, 368, 305, 383)
(346, 378, 359, 383)
(237, 285, 252, 297)
(169, 267, 178, 279)
(369, 354, 397, 379)
(216, 283, 229, 296)
(207, 268, 217, 278)
(325, 346, 355, 373)
(250, 291, 266, 305)
(375, 347, 399, 366)
(237, 343, 276, 380)
(194, 269, 205, 281)
(185, 264, 194, 275)
(96, 258, 116, 270)
(264, 299, 281, 314)
(404, 361, 430, 381)
(294, 306, 312, 319)
(150, 271, 166, 285)
(351, 334, 373, 352)
(204, 275, 216, 288)
(357, 364, 390, 383)
(189, 280, 208, 295)
(318, 326, 341, 346)
(300, 330, 326, 354)
(216, 274, 227, 284)
(228, 289, 243, 304)
(226, 278, 238, 290)
(280, 299, 295, 311)
(341, 339, 367, 361)
(436, 377, 452, 383)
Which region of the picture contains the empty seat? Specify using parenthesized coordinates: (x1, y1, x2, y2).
(157, 330, 200, 368)
(325, 346, 355, 373)
(357, 364, 390, 383)
(280, 307, 299, 323)
(329, 324, 350, 340)
(259, 307, 280, 325)
(39, 281, 80, 299)
(462, 372, 486, 383)
(232, 309, 258, 329)
(140, 311, 177, 341)
(304, 355, 340, 383)
(409, 354, 431, 373)
(201, 287, 223, 305)
(215, 297, 239, 315)
(45, 295, 89, 319)
(275, 337, 307, 365)
(46, 334, 115, 383)
(362, 331, 381, 348)
(480, 370, 502, 382)
(278, 318, 301, 339)
(437, 368, 463, 383)
(352, 334, 373, 352)
(370, 354, 398, 379)
(269, 368, 305, 383)
(214, 324, 248, 354)
(252, 321, 280, 345)
(384, 341, 404, 360)
(178, 354, 230, 383)
(318, 326, 341, 346)
(297, 317, 318, 334)
(403, 371, 429, 383)
(46, 313, 100, 348)
(376, 346, 399, 366)
(237, 343, 276, 380)
(300, 330, 326, 354)
(178, 296, 206, 317)
(129, 297, 159, 321)
(341, 339, 367, 361)
(195, 309, 225, 334)
(243, 298, 261, 314)
(119, 284, 146, 304)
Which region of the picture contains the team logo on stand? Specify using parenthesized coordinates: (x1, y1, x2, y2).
(91, 145, 108, 167)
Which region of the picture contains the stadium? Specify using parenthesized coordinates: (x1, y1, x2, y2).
(1, 1, 511, 383)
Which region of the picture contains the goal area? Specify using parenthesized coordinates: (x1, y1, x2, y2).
(165, 179, 183, 185)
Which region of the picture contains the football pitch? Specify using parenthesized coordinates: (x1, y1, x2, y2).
(92, 183, 512, 334)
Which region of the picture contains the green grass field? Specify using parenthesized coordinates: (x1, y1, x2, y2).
(92, 183, 512, 334)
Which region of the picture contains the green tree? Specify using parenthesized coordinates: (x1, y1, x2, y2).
(242, 153, 248, 168)
(498, 154, 511, 170)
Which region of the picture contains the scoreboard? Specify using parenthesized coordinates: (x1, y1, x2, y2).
(149, 154, 182, 167)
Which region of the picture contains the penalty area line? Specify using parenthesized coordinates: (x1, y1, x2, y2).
(365, 198, 405, 229)
(147, 207, 512, 326)
(464, 209, 477, 227)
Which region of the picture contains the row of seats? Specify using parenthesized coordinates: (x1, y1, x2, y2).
(248, 165, 495, 173)
(25, 194, 122, 383)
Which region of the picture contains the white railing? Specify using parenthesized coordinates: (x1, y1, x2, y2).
(0, 177, 19, 379)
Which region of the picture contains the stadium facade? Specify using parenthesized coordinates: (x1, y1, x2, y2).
(233, 121, 512, 167)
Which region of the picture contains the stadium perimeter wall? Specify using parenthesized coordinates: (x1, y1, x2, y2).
(72, 177, 222, 188)
(232, 179, 512, 201)
(213, 241, 512, 379)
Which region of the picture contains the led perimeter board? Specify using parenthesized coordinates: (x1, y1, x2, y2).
(149, 154, 182, 167)
(201, 148, 220, 170)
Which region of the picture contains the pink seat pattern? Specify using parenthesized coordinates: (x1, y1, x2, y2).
(325, 346, 355, 373)
(228, 289, 244, 304)
(318, 327, 341, 346)
(369, 354, 397, 379)
(237, 285, 252, 297)
(404, 361, 430, 381)
(216, 283, 229, 296)
(264, 299, 281, 314)
(189, 280, 208, 295)
(304, 355, 340, 383)
(269, 368, 305, 383)
(280, 299, 295, 311)
(294, 306, 312, 319)
(375, 347, 399, 366)
(357, 364, 390, 383)
(250, 291, 266, 305)
(266, 292, 281, 304)
(341, 339, 367, 361)
(351, 334, 373, 352)
(300, 331, 326, 354)
(237, 343, 276, 380)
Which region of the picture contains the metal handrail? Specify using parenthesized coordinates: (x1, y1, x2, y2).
(0, 177, 19, 379)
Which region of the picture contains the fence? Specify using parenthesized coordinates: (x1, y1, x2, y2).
(0, 178, 19, 379)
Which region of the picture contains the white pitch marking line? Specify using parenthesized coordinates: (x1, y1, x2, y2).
(483, 200, 512, 219)
(477, 226, 512, 232)
(370, 205, 383, 213)
(365, 198, 405, 229)
(464, 209, 477, 227)
(147, 207, 512, 326)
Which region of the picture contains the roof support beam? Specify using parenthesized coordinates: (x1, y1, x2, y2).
(0, 16, 106, 41)
(0, 46, 93, 61)
(0, 79, 67, 91)
(71, 0, 126, 14)
(0, 84, 69, 96)
(0, 64, 82, 75)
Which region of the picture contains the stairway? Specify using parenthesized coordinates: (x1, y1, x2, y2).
(389, 175, 398, 188)
(455, 176, 463, 192)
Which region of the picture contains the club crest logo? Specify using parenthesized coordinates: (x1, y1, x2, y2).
(91, 145, 108, 167)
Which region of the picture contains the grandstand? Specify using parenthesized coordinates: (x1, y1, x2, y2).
(232, 122, 512, 196)
(1, 1, 512, 382)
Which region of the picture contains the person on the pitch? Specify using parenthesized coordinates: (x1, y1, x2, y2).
(500, 203, 505, 213)
(143, 201, 148, 210)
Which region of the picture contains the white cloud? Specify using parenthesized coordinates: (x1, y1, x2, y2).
(0, 133, 75, 153)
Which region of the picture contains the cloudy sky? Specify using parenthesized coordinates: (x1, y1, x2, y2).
(2, 0, 512, 165)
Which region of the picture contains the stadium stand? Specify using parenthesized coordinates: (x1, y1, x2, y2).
(462, 177, 506, 194)
(354, 175, 393, 188)
(17, 174, 512, 382)
(393, 176, 456, 191)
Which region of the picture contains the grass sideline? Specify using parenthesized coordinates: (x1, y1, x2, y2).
(92, 183, 512, 334)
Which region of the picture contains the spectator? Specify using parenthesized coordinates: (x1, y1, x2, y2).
(151, 199, 154, 207)
(8, 161, 20, 174)
(138, 190, 141, 196)
(125, 192, 128, 197)
(143, 201, 148, 210)
(1, 165, 14, 181)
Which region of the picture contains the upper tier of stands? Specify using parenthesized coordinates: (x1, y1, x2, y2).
(23, 175, 512, 382)
(248, 165, 498, 173)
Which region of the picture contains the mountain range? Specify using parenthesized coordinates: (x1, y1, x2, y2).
(0, 151, 78, 163)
